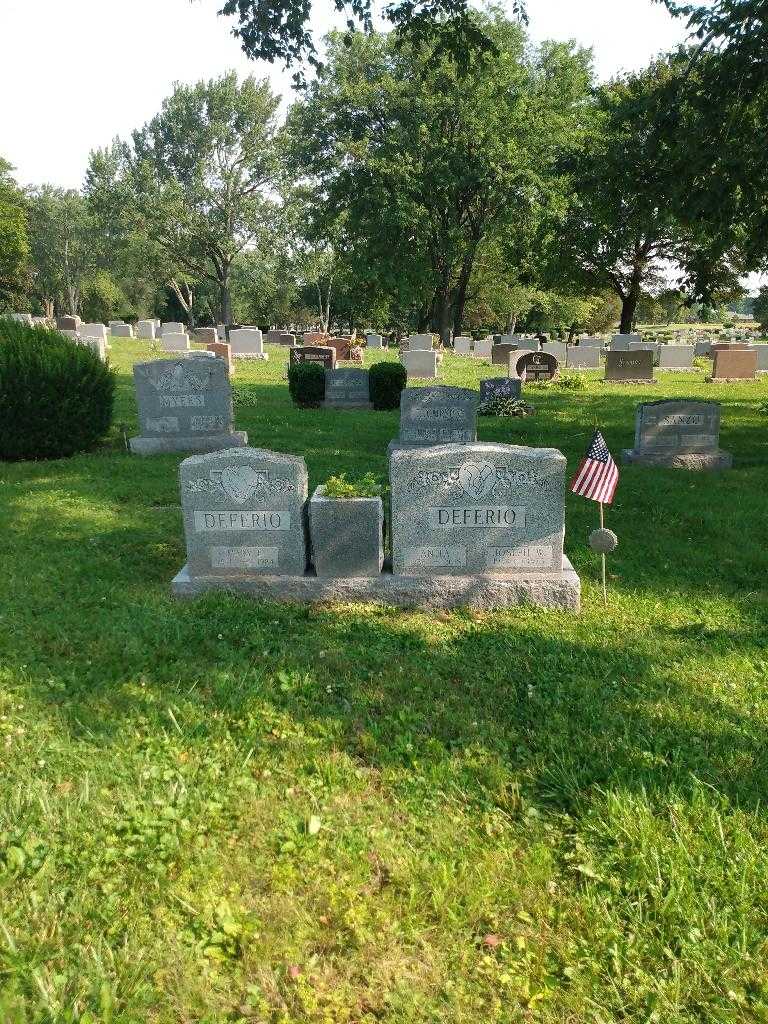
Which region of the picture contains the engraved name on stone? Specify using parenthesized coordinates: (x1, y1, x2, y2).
(427, 506, 526, 528)
(190, 415, 226, 431)
(146, 416, 179, 433)
(159, 394, 206, 408)
(402, 545, 467, 568)
(193, 510, 292, 532)
(486, 545, 553, 569)
(656, 414, 705, 427)
(210, 546, 279, 568)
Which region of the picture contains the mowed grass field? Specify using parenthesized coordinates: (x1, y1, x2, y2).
(1, 340, 768, 1023)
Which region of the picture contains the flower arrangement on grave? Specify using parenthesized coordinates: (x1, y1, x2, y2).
(477, 396, 536, 417)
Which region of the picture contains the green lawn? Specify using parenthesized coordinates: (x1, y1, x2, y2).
(1, 341, 768, 1023)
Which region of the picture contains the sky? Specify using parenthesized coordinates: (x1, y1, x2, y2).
(0, 0, 692, 191)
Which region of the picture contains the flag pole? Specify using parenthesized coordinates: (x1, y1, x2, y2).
(599, 502, 607, 606)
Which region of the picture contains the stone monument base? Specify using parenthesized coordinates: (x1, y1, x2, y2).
(171, 556, 581, 611)
(322, 401, 374, 410)
(130, 431, 248, 455)
(622, 448, 732, 471)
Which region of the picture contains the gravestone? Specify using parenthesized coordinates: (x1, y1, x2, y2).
(309, 487, 384, 577)
(323, 368, 372, 409)
(263, 330, 284, 345)
(515, 339, 541, 353)
(755, 345, 768, 373)
(137, 320, 156, 340)
(578, 337, 604, 348)
(623, 400, 732, 470)
(388, 442, 579, 607)
(57, 315, 80, 331)
(366, 334, 384, 349)
(388, 386, 478, 456)
(611, 334, 641, 351)
(175, 447, 308, 580)
(162, 322, 185, 336)
(280, 333, 297, 346)
(402, 350, 439, 378)
(82, 337, 107, 360)
(658, 345, 695, 371)
(514, 351, 559, 382)
(492, 343, 518, 367)
(473, 339, 493, 360)
(500, 334, 522, 345)
(604, 350, 655, 383)
(229, 328, 268, 360)
(81, 323, 108, 341)
(304, 331, 328, 345)
(711, 348, 758, 380)
(162, 332, 191, 353)
(694, 340, 712, 357)
(480, 378, 522, 403)
(326, 337, 352, 360)
(207, 341, 233, 375)
(60, 329, 80, 340)
(454, 336, 473, 355)
(567, 347, 600, 370)
(129, 356, 247, 455)
(196, 327, 218, 344)
(111, 323, 133, 338)
(628, 341, 660, 362)
(290, 346, 336, 370)
(409, 334, 434, 351)
(542, 341, 567, 363)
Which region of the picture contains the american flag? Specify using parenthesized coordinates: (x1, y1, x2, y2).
(570, 430, 619, 504)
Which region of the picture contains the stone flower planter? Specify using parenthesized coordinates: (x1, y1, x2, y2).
(309, 486, 384, 577)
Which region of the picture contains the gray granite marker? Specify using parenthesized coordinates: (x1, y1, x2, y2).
(178, 447, 308, 578)
(623, 399, 732, 470)
(309, 487, 384, 576)
(323, 368, 372, 408)
(390, 442, 567, 576)
(604, 350, 655, 382)
(389, 386, 478, 456)
(129, 357, 247, 454)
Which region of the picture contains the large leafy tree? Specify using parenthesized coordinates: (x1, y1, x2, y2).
(546, 56, 744, 334)
(25, 186, 97, 318)
(0, 159, 29, 310)
(100, 73, 281, 325)
(219, 0, 527, 81)
(286, 17, 592, 342)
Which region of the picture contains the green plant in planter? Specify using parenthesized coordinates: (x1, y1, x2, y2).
(322, 472, 385, 498)
(0, 320, 115, 460)
(288, 362, 325, 406)
(368, 361, 406, 410)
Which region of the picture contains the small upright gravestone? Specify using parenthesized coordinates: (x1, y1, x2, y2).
(388, 442, 580, 608)
(290, 346, 336, 370)
(658, 345, 695, 371)
(480, 378, 522, 403)
(567, 347, 600, 370)
(366, 334, 384, 349)
(513, 351, 559, 382)
(492, 343, 517, 367)
(454, 336, 473, 355)
(388, 386, 478, 456)
(611, 334, 641, 351)
(57, 315, 80, 332)
(323, 368, 372, 409)
(130, 356, 247, 455)
(473, 339, 493, 360)
(402, 350, 439, 379)
(229, 328, 268, 360)
(623, 400, 732, 470)
(710, 348, 758, 381)
(111, 323, 134, 338)
(173, 448, 308, 585)
(408, 334, 434, 351)
(604, 350, 655, 383)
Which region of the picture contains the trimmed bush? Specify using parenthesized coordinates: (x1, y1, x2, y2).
(369, 360, 407, 410)
(0, 320, 115, 460)
(288, 361, 325, 406)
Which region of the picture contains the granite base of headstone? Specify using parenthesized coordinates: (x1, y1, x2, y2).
(129, 357, 247, 455)
(323, 368, 372, 408)
(622, 399, 732, 470)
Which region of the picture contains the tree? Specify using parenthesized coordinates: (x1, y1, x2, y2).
(113, 73, 280, 325)
(0, 158, 29, 310)
(546, 55, 743, 334)
(26, 186, 98, 317)
(286, 19, 592, 343)
(220, 0, 527, 82)
(753, 287, 768, 332)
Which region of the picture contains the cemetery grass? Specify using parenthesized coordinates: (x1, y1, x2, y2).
(1, 342, 768, 1024)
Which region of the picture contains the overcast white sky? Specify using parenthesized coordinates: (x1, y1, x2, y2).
(1, 0, 691, 191)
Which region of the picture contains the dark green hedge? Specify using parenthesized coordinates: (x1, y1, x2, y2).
(0, 320, 115, 460)
(288, 361, 325, 406)
(368, 360, 407, 410)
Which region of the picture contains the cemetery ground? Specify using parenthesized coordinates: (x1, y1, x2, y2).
(1, 341, 767, 1024)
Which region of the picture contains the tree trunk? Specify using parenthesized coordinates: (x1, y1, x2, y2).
(433, 271, 453, 347)
(620, 287, 640, 335)
(220, 273, 232, 326)
(43, 297, 54, 320)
